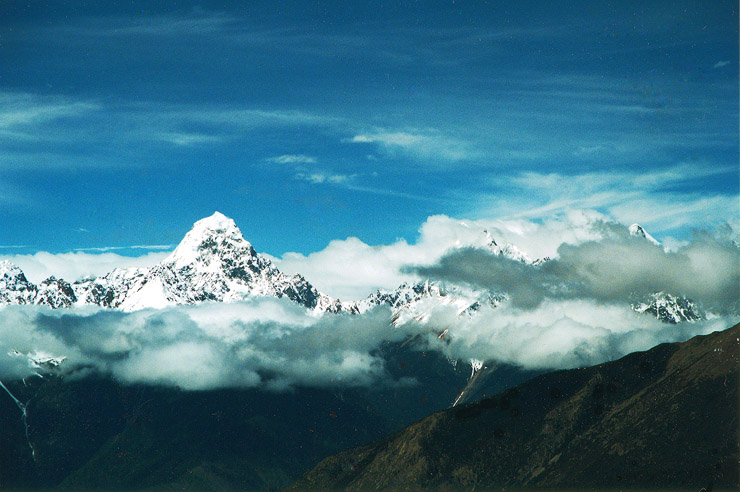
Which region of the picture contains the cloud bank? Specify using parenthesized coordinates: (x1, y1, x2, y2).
(0, 296, 735, 392)
(409, 300, 734, 370)
(0, 300, 406, 391)
(0, 213, 737, 393)
(409, 227, 740, 314)
(0, 251, 170, 284)
(272, 210, 620, 300)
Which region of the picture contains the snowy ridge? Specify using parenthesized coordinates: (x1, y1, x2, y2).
(2, 213, 342, 313)
(0, 261, 36, 305)
(484, 230, 532, 263)
(343, 280, 507, 325)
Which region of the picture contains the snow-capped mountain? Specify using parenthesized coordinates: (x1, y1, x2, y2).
(0, 215, 707, 324)
(340, 230, 533, 323)
(0, 261, 37, 305)
(0, 261, 77, 308)
(629, 223, 660, 246)
(627, 224, 703, 323)
(344, 280, 507, 325)
(632, 292, 702, 324)
(1, 213, 343, 313)
(484, 230, 532, 263)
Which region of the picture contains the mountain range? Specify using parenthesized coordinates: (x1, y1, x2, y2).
(0, 212, 704, 324)
(0, 212, 736, 491)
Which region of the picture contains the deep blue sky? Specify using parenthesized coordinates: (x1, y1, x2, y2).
(0, 0, 737, 256)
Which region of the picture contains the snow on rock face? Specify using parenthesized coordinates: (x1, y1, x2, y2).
(78, 212, 344, 312)
(68, 212, 340, 312)
(0, 260, 37, 305)
(0, 215, 711, 327)
(36, 277, 77, 308)
(629, 223, 660, 246)
(344, 280, 507, 326)
(483, 230, 532, 263)
(632, 292, 702, 324)
(1, 213, 342, 313)
(164, 212, 248, 271)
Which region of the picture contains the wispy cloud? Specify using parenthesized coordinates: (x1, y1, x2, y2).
(294, 172, 353, 185)
(154, 132, 223, 146)
(266, 154, 317, 164)
(0, 92, 100, 131)
(0, 251, 170, 283)
(26, 9, 242, 40)
(292, 170, 437, 203)
(73, 244, 175, 253)
(713, 60, 730, 68)
(0, 92, 101, 147)
(0, 91, 346, 172)
(350, 130, 479, 162)
(469, 162, 738, 237)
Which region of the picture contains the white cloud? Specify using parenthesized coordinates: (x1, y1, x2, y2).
(294, 172, 353, 185)
(0, 300, 401, 390)
(0, 92, 100, 131)
(473, 162, 738, 238)
(0, 294, 735, 390)
(349, 130, 478, 161)
(713, 60, 730, 68)
(272, 212, 610, 299)
(411, 226, 740, 314)
(416, 300, 735, 370)
(0, 251, 170, 283)
(266, 154, 317, 164)
(155, 132, 223, 146)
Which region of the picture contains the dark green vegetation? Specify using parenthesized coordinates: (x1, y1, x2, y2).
(291, 323, 740, 491)
(0, 339, 536, 491)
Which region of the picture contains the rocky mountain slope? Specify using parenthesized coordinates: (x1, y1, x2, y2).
(290, 322, 740, 491)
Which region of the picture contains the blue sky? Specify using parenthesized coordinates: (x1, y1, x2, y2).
(0, 0, 737, 257)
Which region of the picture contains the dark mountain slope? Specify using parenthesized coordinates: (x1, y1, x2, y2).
(290, 323, 740, 491)
(0, 338, 539, 491)
(0, 376, 395, 491)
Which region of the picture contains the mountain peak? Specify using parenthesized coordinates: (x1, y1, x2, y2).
(194, 211, 235, 230)
(629, 223, 660, 246)
(165, 212, 254, 269)
(0, 260, 25, 279)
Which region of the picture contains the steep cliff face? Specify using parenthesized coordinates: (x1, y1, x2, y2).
(291, 323, 740, 491)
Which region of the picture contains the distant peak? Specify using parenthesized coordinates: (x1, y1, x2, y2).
(629, 223, 660, 246)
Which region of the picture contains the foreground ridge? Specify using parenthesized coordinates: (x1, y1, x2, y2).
(290, 323, 740, 491)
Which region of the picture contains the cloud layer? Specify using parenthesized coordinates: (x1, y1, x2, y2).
(0, 251, 170, 284)
(1, 295, 735, 391)
(410, 226, 740, 314)
(272, 210, 620, 299)
(0, 300, 405, 391)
